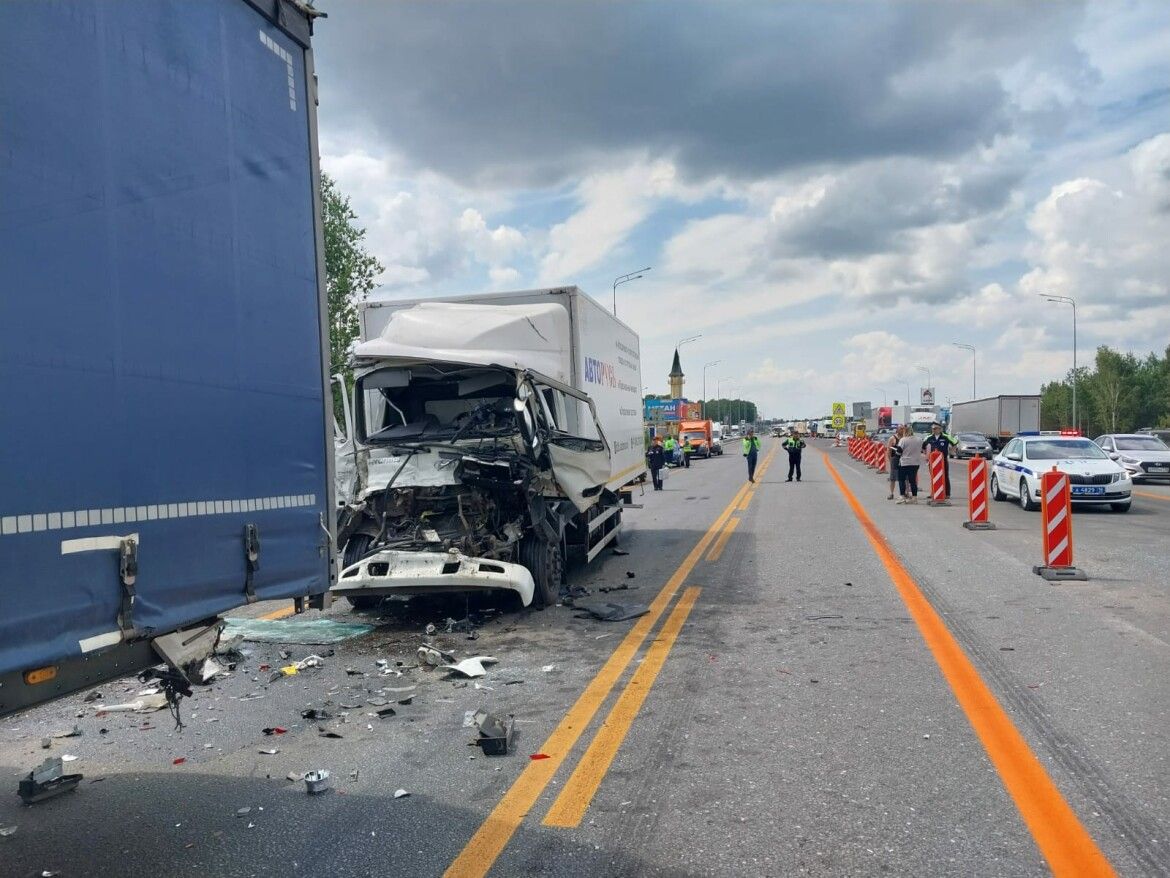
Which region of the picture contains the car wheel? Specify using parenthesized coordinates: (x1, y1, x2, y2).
(1111, 502, 1131, 513)
(519, 533, 563, 608)
(990, 473, 1005, 501)
(1019, 478, 1037, 511)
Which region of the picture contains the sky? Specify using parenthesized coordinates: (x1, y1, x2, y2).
(311, 1, 1170, 419)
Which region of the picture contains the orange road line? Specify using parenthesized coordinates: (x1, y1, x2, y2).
(705, 516, 740, 562)
(1134, 490, 1170, 502)
(443, 475, 755, 878)
(543, 586, 702, 827)
(820, 451, 1115, 878)
(259, 604, 297, 620)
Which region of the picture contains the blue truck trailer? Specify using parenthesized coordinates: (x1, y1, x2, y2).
(0, 0, 334, 715)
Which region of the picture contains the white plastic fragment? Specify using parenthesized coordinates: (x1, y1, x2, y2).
(393, 789, 410, 799)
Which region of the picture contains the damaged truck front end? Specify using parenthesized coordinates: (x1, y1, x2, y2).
(334, 360, 612, 609)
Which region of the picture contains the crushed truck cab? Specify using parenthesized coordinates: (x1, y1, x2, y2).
(333, 292, 644, 609)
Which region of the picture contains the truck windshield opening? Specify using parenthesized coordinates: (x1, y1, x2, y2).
(357, 367, 517, 445)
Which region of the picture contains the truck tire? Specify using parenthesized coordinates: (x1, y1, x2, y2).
(519, 534, 563, 608)
(341, 533, 381, 610)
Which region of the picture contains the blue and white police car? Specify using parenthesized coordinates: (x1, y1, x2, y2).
(990, 432, 1133, 513)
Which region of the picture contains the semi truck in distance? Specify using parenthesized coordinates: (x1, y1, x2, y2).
(333, 288, 646, 610)
(0, 0, 334, 716)
(949, 395, 1042, 450)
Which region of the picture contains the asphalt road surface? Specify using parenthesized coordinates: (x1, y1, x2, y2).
(2, 438, 1168, 877)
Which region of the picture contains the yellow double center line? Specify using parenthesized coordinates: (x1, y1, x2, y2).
(444, 444, 778, 878)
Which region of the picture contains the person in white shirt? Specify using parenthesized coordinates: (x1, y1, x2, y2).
(895, 428, 924, 503)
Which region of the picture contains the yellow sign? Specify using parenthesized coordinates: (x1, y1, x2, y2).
(854, 423, 867, 438)
(831, 401, 846, 416)
(831, 414, 846, 429)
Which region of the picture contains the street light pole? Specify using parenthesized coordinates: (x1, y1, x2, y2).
(1040, 294, 1078, 431)
(702, 360, 721, 419)
(953, 343, 976, 399)
(896, 377, 911, 406)
(916, 366, 931, 404)
(612, 267, 652, 316)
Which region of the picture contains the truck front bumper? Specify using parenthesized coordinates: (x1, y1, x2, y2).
(333, 550, 535, 607)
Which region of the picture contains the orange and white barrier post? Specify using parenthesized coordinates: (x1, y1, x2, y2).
(876, 442, 888, 475)
(926, 450, 951, 506)
(1033, 468, 1087, 580)
(864, 441, 876, 468)
(962, 457, 995, 530)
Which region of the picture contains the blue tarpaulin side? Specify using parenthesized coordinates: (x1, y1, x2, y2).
(0, 0, 330, 676)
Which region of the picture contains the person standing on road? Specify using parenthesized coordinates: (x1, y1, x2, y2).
(682, 437, 692, 468)
(886, 428, 903, 500)
(646, 437, 666, 491)
(921, 422, 955, 498)
(896, 426, 924, 503)
(783, 430, 805, 482)
(663, 434, 677, 467)
(743, 428, 762, 483)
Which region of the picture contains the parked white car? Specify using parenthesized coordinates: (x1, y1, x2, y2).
(990, 434, 1133, 513)
(1094, 433, 1170, 483)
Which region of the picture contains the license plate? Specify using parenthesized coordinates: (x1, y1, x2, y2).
(1148, 465, 1169, 473)
(1071, 486, 1105, 496)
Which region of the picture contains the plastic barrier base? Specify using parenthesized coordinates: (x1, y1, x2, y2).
(962, 520, 997, 530)
(1032, 564, 1089, 581)
(927, 498, 952, 507)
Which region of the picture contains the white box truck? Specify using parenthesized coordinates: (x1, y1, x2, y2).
(949, 395, 1041, 450)
(334, 287, 646, 609)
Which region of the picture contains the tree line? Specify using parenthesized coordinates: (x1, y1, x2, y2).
(1039, 345, 1170, 435)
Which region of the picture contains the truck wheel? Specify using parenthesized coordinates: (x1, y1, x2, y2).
(990, 473, 1005, 501)
(342, 534, 382, 610)
(519, 534, 563, 608)
(1019, 478, 1037, 511)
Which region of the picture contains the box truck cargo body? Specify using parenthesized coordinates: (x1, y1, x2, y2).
(0, 0, 333, 715)
(950, 396, 1041, 450)
(335, 288, 645, 609)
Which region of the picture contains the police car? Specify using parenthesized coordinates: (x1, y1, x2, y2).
(990, 432, 1133, 513)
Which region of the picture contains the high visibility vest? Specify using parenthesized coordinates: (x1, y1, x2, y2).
(664, 438, 676, 451)
(742, 437, 760, 454)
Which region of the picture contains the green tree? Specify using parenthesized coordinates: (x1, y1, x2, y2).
(323, 172, 383, 408)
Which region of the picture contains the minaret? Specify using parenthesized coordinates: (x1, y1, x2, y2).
(669, 348, 685, 399)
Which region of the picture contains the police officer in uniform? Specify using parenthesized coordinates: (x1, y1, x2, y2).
(783, 429, 806, 481)
(742, 428, 762, 483)
(921, 422, 956, 498)
(646, 436, 666, 490)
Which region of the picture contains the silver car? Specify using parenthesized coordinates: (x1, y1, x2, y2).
(1095, 434, 1170, 482)
(954, 431, 992, 459)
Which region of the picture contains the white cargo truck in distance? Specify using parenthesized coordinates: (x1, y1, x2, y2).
(949, 395, 1041, 450)
(334, 287, 646, 609)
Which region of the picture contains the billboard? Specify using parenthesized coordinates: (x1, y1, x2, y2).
(683, 403, 702, 420)
(852, 401, 873, 419)
(921, 387, 935, 405)
(644, 398, 682, 421)
(877, 406, 893, 428)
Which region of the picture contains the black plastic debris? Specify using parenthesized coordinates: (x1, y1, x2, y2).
(611, 548, 630, 556)
(82, 690, 103, 703)
(375, 707, 396, 719)
(18, 758, 82, 805)
(317, 727, 344, 739)
(625, 571, 636, 579)
(573, 602, 650, 622)
(301, 708, 333, 721)
(472, 710, 515, 756)
(599, 584, 639, 594)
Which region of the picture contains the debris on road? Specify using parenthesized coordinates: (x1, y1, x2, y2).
(96, 693, 168, 713)
(235, 807, 251, 817)
(82, 690, 103, 703)
(443, 656, 499, 678)
(529, 753, 551, 760)
(18, 757, 83, 805)
(542, 665, 555, 673)
(261, 727, 287, 736)
(574, 603, 649, 622)
(374, 707, 396, 719)
(611, 548, 630, 556)
(599, 584, 638, 594)
(259, 749, 280, 755)
(0, 826, 17, 838)
(418, 645, 456, 666)
(304, 770, 331, 794)
(472, 710, 515, 756)
(222, 617, 373, 645)
(172, 758, 186, 765)
(318, 727, 344, 739)
(301, 708, 333, 721)
(393, 789, 410, 799)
